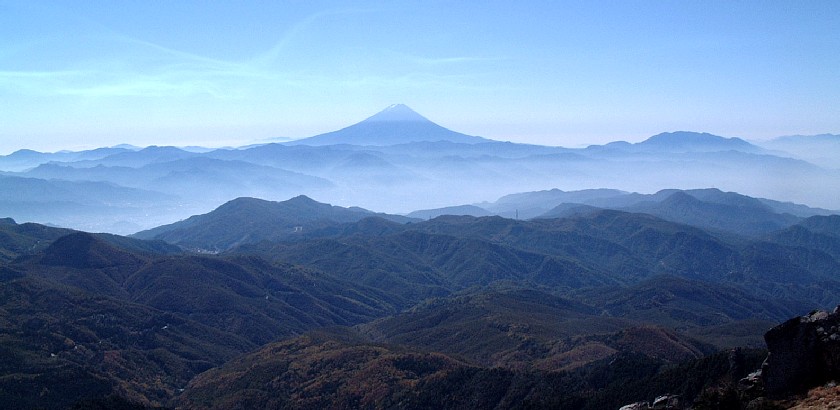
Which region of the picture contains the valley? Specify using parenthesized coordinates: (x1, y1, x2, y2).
(2, 106, 838, 235)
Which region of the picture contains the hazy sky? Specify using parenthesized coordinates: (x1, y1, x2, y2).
(1, 0, 838, 153)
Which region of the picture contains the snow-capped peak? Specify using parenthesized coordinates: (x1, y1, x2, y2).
(363, 104, 430, 123)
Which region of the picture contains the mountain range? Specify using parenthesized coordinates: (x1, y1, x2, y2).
(0, 105, 837, 234)
(2, 190, 839, 408)
(1, 105, 840, 408)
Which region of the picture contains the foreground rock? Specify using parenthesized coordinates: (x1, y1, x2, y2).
(618, 395, 680, 409)
(763, 308, 840, 398)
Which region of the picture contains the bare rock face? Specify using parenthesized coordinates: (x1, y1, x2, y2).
(618, 395, 680, 410)
(619, 402, 650, 410)
(652, 395, 680, 409)
(763, 308, 840, 398)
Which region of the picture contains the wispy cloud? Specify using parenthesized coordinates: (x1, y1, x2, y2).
(410, 55, 507, 66)
(2, 37, 267, 98)
(334, 70, 512, 95)
(1, 6, 498, 102)
(252, 7, 378, 68)
(390, 50, 507, 67)
(114, 35, 250, 73)
(1, 8, 375, 100)
(0, 69, 90, 94)
(57, 77, 223, 98)
(0, 67, 245, 99)
(0, 70, 87, 79)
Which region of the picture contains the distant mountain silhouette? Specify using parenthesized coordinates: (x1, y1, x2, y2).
(0, 147, 132, 172)
(292, 104, 488, 146)
(406, 204, 492, 219)
(623, 189, 801, 236)
(3, 124, 839, 235)
(487, 188, 627, 219)
(772, 133, 840, 144)
(639, 131, 760, 152)
(0, 174, 174, 205)
(484, 188, 827, 236)
(80, 145, 199, 168)
(588, 131, 762, 154)
(759, 133, 840, 169)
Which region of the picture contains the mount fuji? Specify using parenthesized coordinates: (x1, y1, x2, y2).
(291, 104, 488, 146)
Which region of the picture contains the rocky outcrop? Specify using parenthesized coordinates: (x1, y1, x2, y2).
(652, 395, 681, 409)
(763, 308, 840, 398)
(617, 395, 680, 410)
(617, 309, 840, 409)
(619, 402, 649, 410)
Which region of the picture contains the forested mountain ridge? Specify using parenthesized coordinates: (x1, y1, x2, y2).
(132, 195, 418, 251)
(0, 219, 402, 408)
(2, 190, 839, 407)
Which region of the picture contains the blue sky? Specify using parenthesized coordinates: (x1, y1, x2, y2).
(1, 0, 838, 153)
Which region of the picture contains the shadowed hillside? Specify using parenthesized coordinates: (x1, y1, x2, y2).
(2, 192, 840, 408)
(175, 328, 767, 410)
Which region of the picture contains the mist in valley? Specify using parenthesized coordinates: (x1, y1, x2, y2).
(4, 2, 840, 408)
(1, 106, 838, 235)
